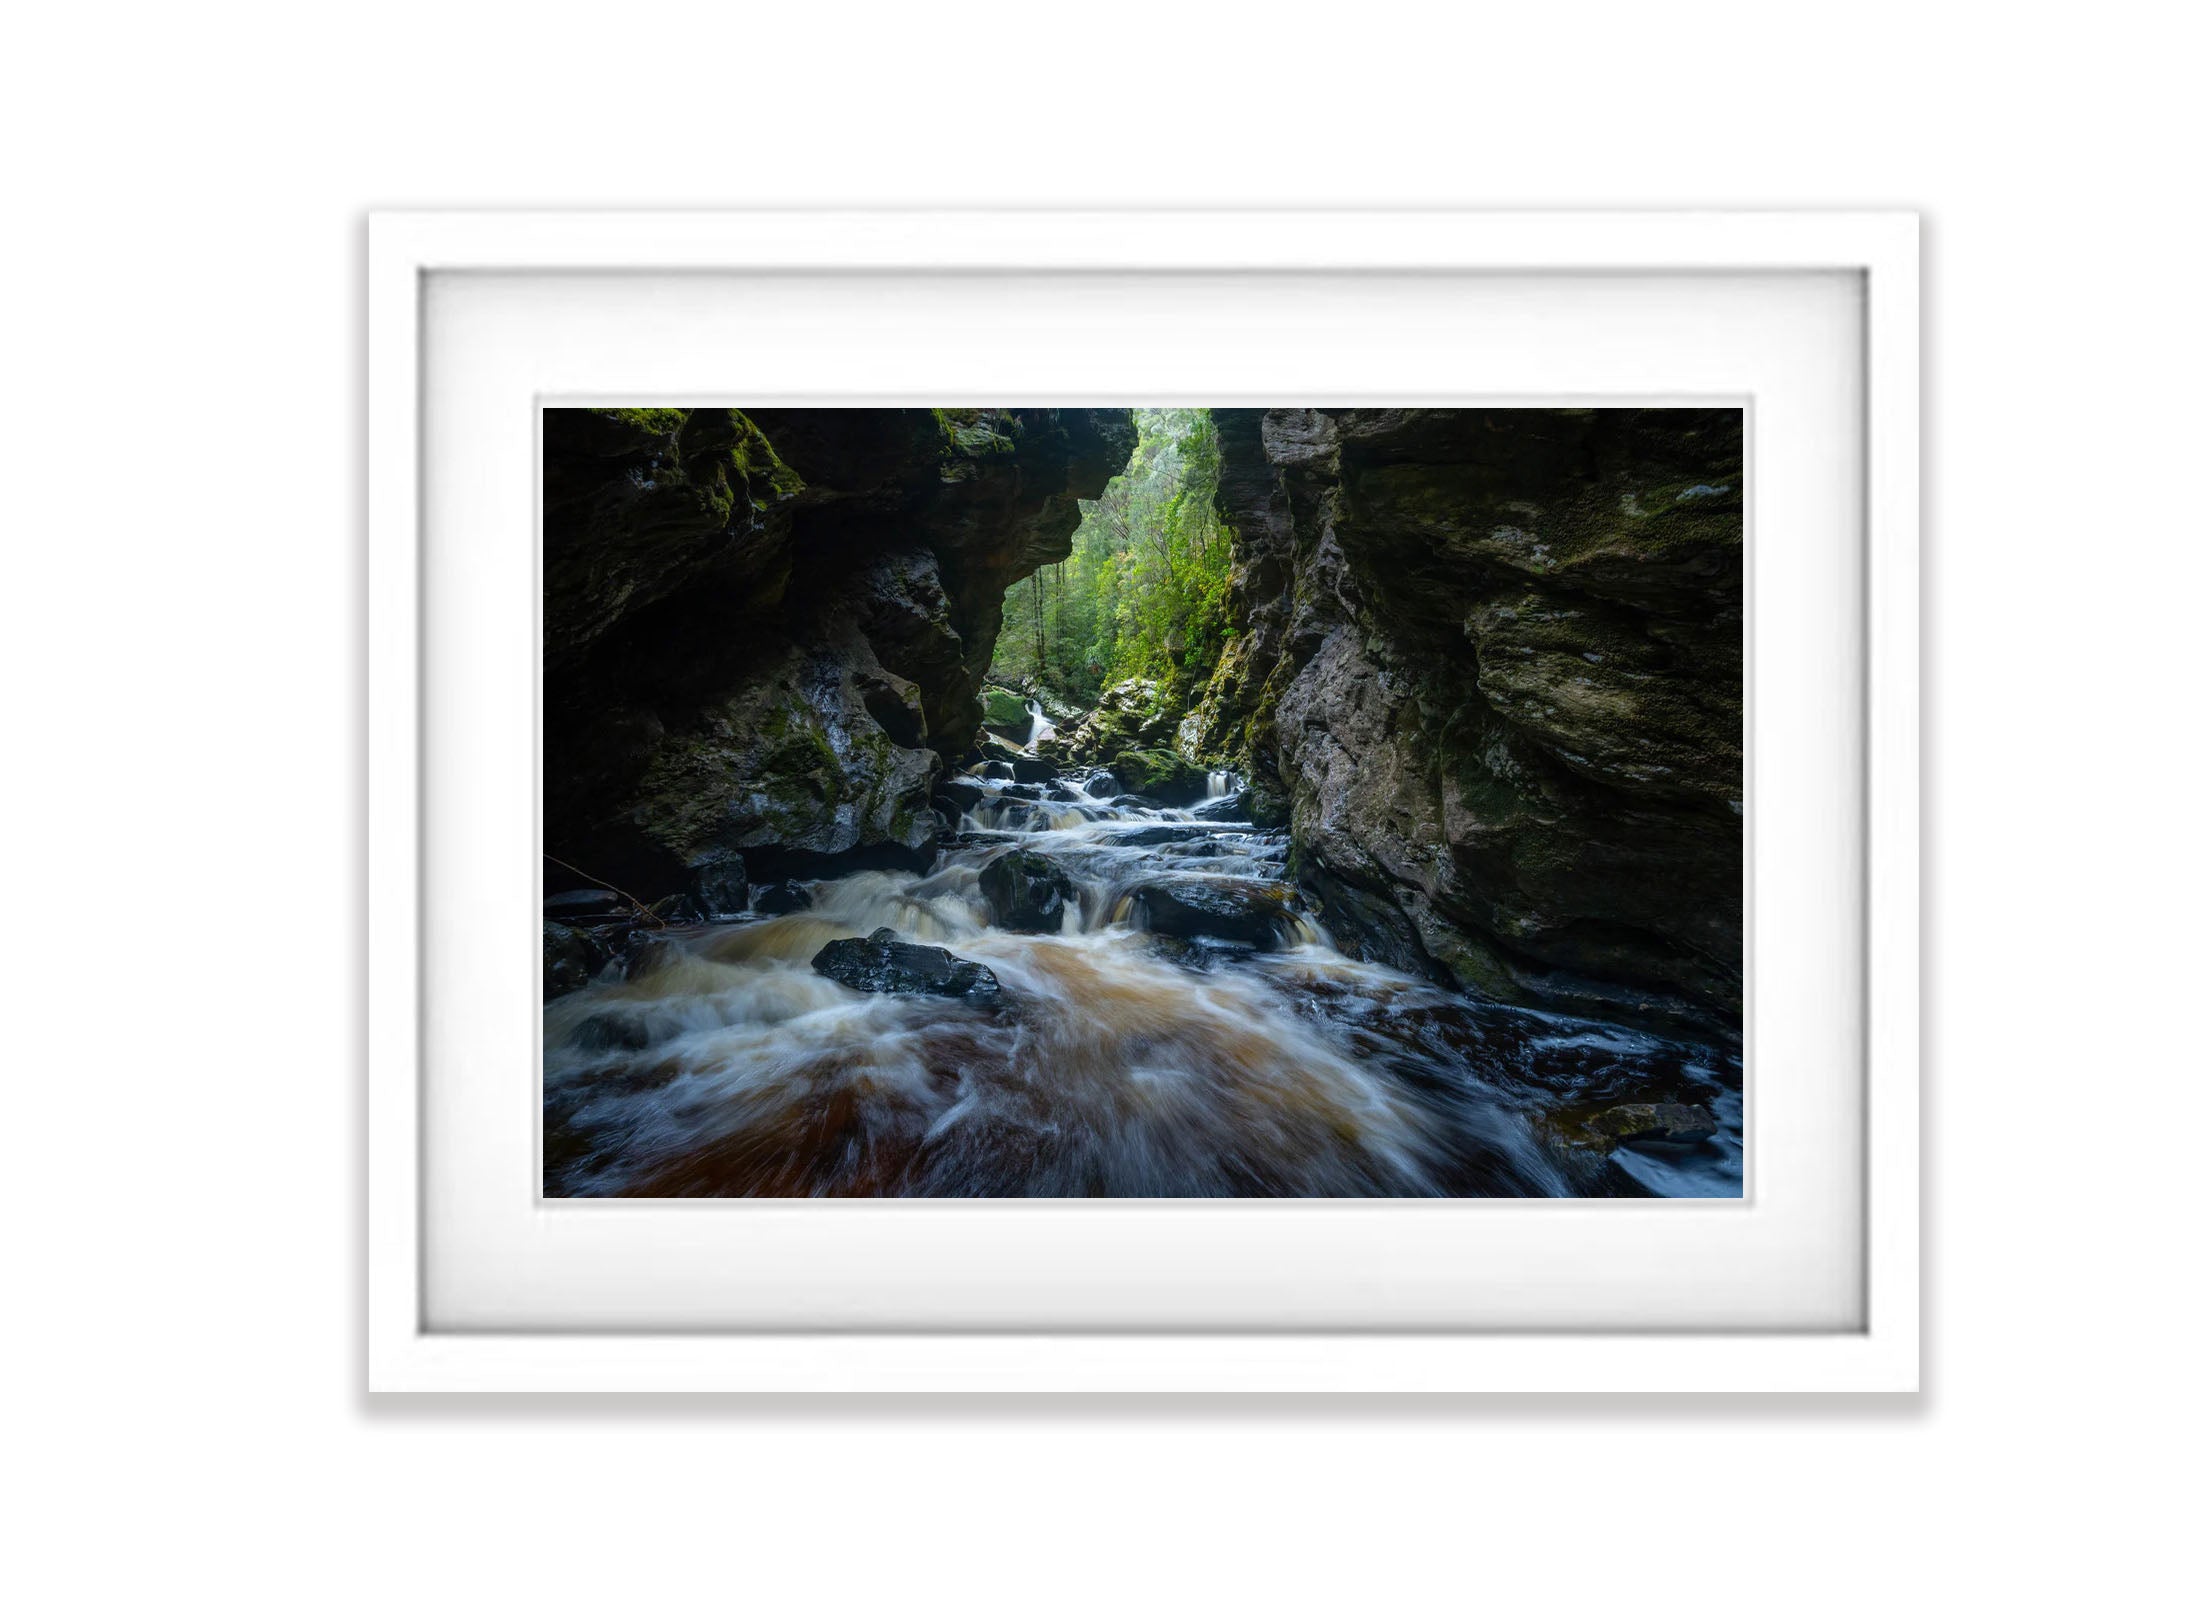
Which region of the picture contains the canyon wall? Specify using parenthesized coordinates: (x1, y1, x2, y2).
(1184, 408, 1743, 1037)
(543, 407, 1136, 899)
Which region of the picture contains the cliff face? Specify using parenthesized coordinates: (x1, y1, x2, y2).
(544, 407, 1136, 896)
(1185, 409, 1743, 1037)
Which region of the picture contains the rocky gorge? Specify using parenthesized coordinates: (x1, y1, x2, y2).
(542, 407, 1744, 1197)
(1180, 408, 1743, 1041)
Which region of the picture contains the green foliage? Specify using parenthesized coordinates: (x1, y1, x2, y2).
(996, 409, 1235, 717)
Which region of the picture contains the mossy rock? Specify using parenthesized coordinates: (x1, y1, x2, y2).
(1106, 747, 1204, 807)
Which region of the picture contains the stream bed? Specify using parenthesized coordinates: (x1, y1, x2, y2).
(545, 767, 1743, 1198)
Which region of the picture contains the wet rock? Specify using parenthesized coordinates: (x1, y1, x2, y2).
(648, 893, 703, 923)
(1131, 878, 1294, 950)
(544, 922, 614, 998)
(1190, 791, 1251, 823)
(979, 849, 1076, 933)
(982, 687, 1035, 744)
(811, 927, 1006, 1009)
(1082, 769, 1121, 798)
(1590, 1102, 1717, 1144)
(1547, 1100, 1720, 1153)
(1103, 825, 1212, 848)
(999, 782, 1045, 801)
(981, 761, 1017, 781)
(1010, 757, 1059, 783)
(544, 888, 626, 923)
(692, 858, 748, 918)
(755, 881, 813, 915)
(934, 778, 986, 815)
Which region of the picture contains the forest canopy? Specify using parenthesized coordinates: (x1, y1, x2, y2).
(993, 407, 1232, 711)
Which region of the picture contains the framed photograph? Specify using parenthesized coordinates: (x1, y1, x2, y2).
(368, 211, 1917, 1391)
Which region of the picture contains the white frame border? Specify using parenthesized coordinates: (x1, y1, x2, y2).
(367, 210, 1918, 1392)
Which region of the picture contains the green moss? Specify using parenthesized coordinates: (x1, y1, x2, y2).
(591, 406, 689, 435)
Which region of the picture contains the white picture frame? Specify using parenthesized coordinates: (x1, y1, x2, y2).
(368, 210, 1918, 1392)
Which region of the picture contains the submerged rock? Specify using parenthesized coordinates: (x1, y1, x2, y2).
(544, 922, 614, 998)
(979, 849, 1076, 933)
(1547, 1100, 1720, 1153)
(621, 931, 681, 981)
(810, 927, 1006, 1008)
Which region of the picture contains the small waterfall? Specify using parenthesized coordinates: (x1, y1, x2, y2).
(1023, 698, 1056, 751)
(1205, 769, 1240, 800)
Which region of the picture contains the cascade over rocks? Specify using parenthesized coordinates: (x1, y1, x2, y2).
(1182, 408, 1743, 1037)
(543, 407, 1136, 909)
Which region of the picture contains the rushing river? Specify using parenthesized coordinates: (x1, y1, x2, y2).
(545, 767, 1742, 1199)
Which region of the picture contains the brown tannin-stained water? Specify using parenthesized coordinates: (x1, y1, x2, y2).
(545, 770, 1743, 1199)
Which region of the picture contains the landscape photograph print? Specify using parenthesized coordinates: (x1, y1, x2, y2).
(542, 406, 1743, 1199)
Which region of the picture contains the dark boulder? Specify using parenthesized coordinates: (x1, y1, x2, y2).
(692, 858, 748, 917)
(1131, 878, 1296, 950)
(1082, 769, 1121, 798)
(1000, 782, 1045, 801)
(981, 761, 1016, 781)
(544, 888, 626, 923)
(544, 922, 614, 998)
(810, 927, 1006, 1009)
(1102, 825, 1212, 848)
(755, 881, 813, 915)
(1190, 791, 1251, 823)
(934, 778, 986, 815)
(979, 849, 1077, 933)
(648, 893, 703, 923)
(1010, 757, 1059, 783)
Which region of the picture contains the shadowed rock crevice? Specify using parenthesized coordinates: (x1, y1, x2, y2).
(543, 407, 1137, 904)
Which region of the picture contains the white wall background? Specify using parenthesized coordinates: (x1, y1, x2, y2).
(3, 4, 2189, 1595)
